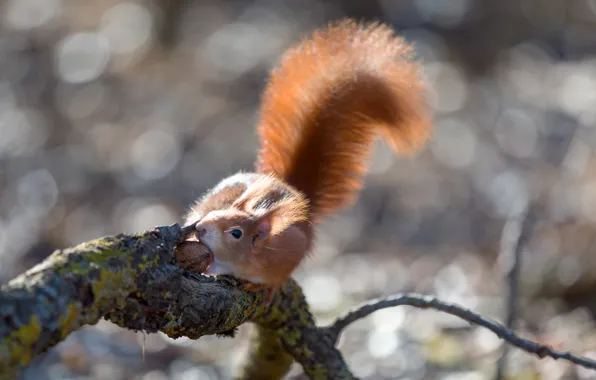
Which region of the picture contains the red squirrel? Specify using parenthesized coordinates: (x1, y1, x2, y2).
(183, 19, 432, 303)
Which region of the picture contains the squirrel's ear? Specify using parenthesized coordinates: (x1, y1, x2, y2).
(256, 215, 272, 239)
(255, 206, 287, 238)
(255, 199, 308, 238)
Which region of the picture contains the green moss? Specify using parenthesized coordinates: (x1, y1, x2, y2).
(91, 268, 133, 309)
(161, 322, 184, 338)
(1, 230, 181, 374)
(236, 326, 294, 380)
(52, 236, 151, 307)
(57, 304, 79, 339)
(55, 244, 126, 277)
(2, 315, 41, 366)
(308, 365, 328, 379)
(282, 328, 301, 346)
(143, 251, 162, 266)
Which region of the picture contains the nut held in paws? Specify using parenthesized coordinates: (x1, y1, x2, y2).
(175, 241, 213, 274)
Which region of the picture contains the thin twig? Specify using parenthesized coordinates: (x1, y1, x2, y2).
(503, 213, 534, 328)
(494, 209, 537, 379)
(155, 0, 186, 48)
(327, 294, 596, 371)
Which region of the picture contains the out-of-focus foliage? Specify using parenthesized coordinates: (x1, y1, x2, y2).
(2, 0, 596, 379)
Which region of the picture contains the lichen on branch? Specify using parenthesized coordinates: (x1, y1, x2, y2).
(0, 223, 352, 380)
(0, 224, 185, 376)
(3, 223, 596, 380)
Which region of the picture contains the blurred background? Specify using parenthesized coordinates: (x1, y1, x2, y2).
(2, 0, 596, 379)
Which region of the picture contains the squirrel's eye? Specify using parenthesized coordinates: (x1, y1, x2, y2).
(230, 229, 243, 239)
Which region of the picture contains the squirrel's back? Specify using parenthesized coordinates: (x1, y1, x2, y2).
(255, 19, 432, 221)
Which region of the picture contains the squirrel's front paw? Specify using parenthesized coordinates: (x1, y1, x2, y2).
(240, 282, 269, 292)
(241, 282, 277, 306)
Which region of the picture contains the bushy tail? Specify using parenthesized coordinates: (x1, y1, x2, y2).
(255, 19, 432, 222)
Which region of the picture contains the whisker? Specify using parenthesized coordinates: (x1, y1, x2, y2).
(263, 245, 285, 251)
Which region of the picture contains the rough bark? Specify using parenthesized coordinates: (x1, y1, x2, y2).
(0, 224, 353, 380)
(2, 223, 595, 380)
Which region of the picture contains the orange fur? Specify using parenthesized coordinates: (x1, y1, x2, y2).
(232, 175, 309, 236)
(184, 19, 432, 297)
(186, 173, 313, 290)
(255, 19, 432, 221)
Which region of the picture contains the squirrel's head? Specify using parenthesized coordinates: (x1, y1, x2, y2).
(194, 208, 272, 277)
(193, 176, 310, 282)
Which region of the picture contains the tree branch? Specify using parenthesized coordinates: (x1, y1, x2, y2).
(0, 224, 189, 374)
(2, 225, 596, 380)
(326, 294, 596, 371)
(0, 223, 352, 380)
(236, 325, 295, 380)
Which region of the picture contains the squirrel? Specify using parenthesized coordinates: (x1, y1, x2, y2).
(183, 19, 433, 304)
